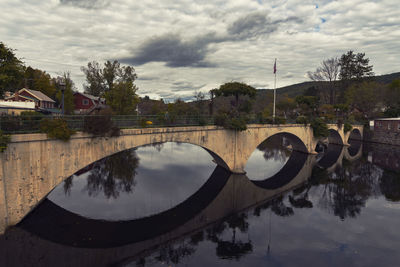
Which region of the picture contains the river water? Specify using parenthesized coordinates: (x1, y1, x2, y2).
(1, 138, 400, 267)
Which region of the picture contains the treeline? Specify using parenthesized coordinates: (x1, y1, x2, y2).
(274, 50, 400, 123)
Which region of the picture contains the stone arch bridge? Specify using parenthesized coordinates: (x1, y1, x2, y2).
(0, 123, 363, 233)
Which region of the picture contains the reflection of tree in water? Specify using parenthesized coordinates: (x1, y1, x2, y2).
(318, 159, 381, 219)
(84, 149, 140, 199)
(253, 157, 385, 221)
(155, 242, 195, 265)
(207, 213, 253, 260)
(253, 196, 294, 217)
(151, 142, 164, 152)
(380, 170, 400, 202)
(63, 176, 73, 196)
(257, 136, 291, 163)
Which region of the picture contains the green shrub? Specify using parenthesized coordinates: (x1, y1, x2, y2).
(344, 122, 353, 133)
(336, 119, 343, 129)
(311, 118, 329, 138)
(227, 117, 247, 131)
(140, 118, 148, 128)
(0, 130, 11, 152)
(214, 113, 247, 131)
(83, 110, 120, 137)
(263, 117, 274, 124)
(274, 116, 286, 124)
(214, 113, 229, 127)
(40, 118, 76, 141)
(198, 116, 207, 126)
(296, 116, 308, 125)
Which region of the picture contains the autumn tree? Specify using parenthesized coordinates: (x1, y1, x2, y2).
(24, 67, 57, 99)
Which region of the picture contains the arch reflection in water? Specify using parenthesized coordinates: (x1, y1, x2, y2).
(19, 166, 230, 248)
(245, 134, 309, 189)
(47, 142, 217, 221)
(317, 143, 343, 169)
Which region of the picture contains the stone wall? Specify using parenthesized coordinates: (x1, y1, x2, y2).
(368, 130, 400, 146)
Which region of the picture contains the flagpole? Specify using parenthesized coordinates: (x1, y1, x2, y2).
(273, 58, 276, 123)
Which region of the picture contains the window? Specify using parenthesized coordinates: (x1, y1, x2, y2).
(82, 99, 89, 105)
(388, 123, 391, 130)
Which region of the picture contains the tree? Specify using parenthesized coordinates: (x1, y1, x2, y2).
(81, 61, 105, 96)
(209, 88, 218, 115)
(193, 91, 206, 115)
(82, 60, 139, 114)
(216, 82, 256, 108)
(307, 57, 340, 104)
(383, 79, 400, 117)
(55, 72, 75, 114)
(0, 42, 25, 96)
(339, 51, 374, 81)
(295, 95, 319, 117)
(345, 81, 382, 120)
(276, 94, 296, 118)
(105, 80, 139, 115)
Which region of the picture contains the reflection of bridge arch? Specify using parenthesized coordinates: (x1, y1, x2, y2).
(317, 144, 344, 171)
(251, 151, 309, 190)
(344, 140, 363, 161)
(328, 129, 344, 145)
(19, 166, 231, 248)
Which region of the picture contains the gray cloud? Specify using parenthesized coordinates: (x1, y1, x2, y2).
(227, 12, 277, 38)
(171, 81, 206, 92)
(59, 0, 110, 9)
(120, 34, 215, 68)
(120, 12, 302, 68)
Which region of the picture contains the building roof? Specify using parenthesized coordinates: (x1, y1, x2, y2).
(74, 92, 104, 102)
(20, 88, 55, 102)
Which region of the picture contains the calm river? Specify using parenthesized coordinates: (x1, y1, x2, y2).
(0, 138, 400, 267)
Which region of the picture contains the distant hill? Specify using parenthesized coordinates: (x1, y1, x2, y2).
(256, 72, 400, 99)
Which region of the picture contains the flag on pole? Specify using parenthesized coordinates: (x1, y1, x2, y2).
(273, 58, 277, 74)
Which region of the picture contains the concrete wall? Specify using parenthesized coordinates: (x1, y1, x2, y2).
(0, 123, 362, 233)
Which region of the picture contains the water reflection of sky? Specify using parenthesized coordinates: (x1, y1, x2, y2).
(131, 167, 400, 267)
(48, 142, 216, 220)
(245, 137, 291, 181)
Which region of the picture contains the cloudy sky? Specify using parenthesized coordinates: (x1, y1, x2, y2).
(1, 0, 399, 101)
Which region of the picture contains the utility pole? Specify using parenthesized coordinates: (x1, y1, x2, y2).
(273, 58, 277, 123)
(59, 79, 66, 115)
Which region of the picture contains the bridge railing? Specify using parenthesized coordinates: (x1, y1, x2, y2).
(1, 114, 350, 134)
(0, 115, 218, 134)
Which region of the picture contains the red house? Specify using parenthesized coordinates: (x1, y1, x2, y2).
(6, 88, 55, 110)
(73, 92, 106, 114)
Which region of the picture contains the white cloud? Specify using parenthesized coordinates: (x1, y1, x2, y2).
(1, 0, 399, 101)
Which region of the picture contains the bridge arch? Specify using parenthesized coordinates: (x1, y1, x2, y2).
(327, 129, 344, 145)
(0, 124, 362, 233)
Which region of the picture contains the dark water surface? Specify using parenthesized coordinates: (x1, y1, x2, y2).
(1, 139, 400, 267)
